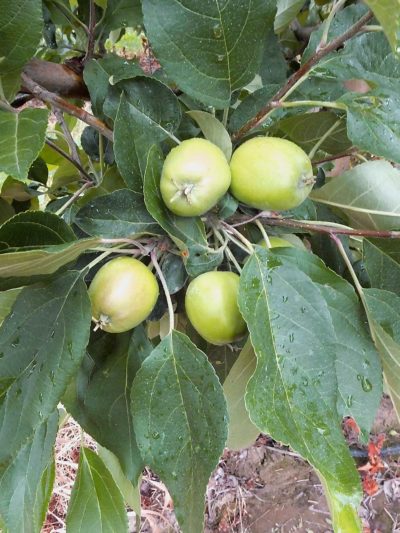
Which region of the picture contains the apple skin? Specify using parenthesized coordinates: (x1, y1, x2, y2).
(229, 137, 314, 211)
(185, 271, 247, 345)
(88, 256, 159, 333)
(160, 138, 231, 217)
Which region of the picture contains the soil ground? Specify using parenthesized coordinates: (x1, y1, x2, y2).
(44, 396, 400, 532)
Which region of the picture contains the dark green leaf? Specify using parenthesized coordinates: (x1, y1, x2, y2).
(66, 447, 128, 533)
(215, 192, 238, 220)
(239, 248, 363, 530)
(81, 127, 114, 165)
(0, 411, 57, 533)
(75, 189, 161, 238)
(143, 145, 223, 276)
(0, 1, 43, 100)
(64, 327, 152, 484)
(28, 157, 48, 185)
(274, 247, 382, 441)
(102, 0, 142, 34)
(311, 161, 400, 230)
(142, 0, 276, 108)
(272, 112, 350, 155)
(364, 288, 400, 419)
(0, 271, 91, 470)
(131, 331, 228, 533)
(364, 238, 400, 296)
(0, 211, 76, 248)
(259, 31, 287, 85)
(114, 79, 181, 191)
(83, 56, 128, 119)
(0, 110, 49, 181)
(342, 89, 400, 163)
(161, 254, 187, 295)
(228, 84, 279, 134)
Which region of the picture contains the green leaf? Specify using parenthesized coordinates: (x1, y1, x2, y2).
(0, 110, 50, 181)
(0, 288, 21, 325)
(0, 199, 14, 225)
(131, 331, 228, 533)
(311, 161, 400, 230)
(364, 238, 400, 296)
(64, 327, 152, 484)
(0, 238, 100, 279)
(97, 445, 141, 516)
(274, 0, 305, 33)
(0, 211, 76, 248)
(66, 447, 128, 533)
(363, 0, 400, 55)
(271, 112, 350, 155)
(161, 254, 187, 295)
(84, 57, 122, 119)
(228, 84, 280, 134)
(274, 247, 382, 441)
(239, 248, 363, 532)
(114, 79, 182, 191)
(342, 89, 400, 163)
(143, 145, 223, 276)
(303, 5, 367, 62)
(75, 189, 161, 238)
(102, 0, 142, 34)
(0, 271, 91, 470)
(223, 340, 259, 450)
(142, 0, 276, 108)
(259, 31, 287, 85)
(0, 0, 43, 101)
(186, 111, 232, 161)
(364, 288, 400, 420)
(0, 411, 57, 533)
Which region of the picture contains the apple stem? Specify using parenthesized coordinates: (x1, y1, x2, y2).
(151, 249, 175, 334)
(255, 220, 272, 248)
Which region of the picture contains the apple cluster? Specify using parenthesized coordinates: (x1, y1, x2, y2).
(88, 137, 314, 344)
(160, 136, 314, 215)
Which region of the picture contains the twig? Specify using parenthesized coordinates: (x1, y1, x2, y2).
(84, 0, 97, 63)
(45, 139, 93, 183)
(52, 108, 90, 185)
(230, 214, 400, 239)
(55, 181, 93, 216)
(21, 73, 113, 141)
(151, 249, 175, 333)
(312, 149, 357, 164)
(232, 10, 373, 141)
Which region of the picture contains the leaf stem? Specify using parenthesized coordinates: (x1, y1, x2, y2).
(255, 219, 271, 248)
(222, 107, 229, 127)
(151, 249, 175, 333)
(213, 229, 242, 273)
(232, 10, 373, 141)
(318, 0, 348, 50)
(308, 119, 342, 160)
(220, 221, 254, 253)
(330, 233, 366, 305)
